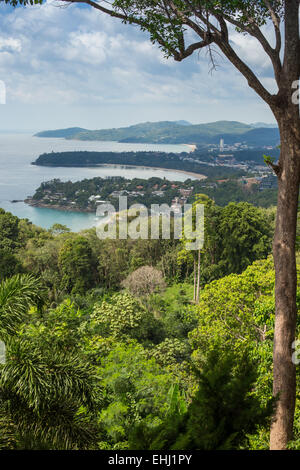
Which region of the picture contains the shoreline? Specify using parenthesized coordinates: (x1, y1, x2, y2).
(24, 199, 95, 214)
(48, 163, 207, 181)
(185, 144, 197, 152)
(97, 163, 206, 180)
(24, 163, 207, 215)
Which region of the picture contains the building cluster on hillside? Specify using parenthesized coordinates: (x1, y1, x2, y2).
(88, 195, 107, 203)
(195, 173, 277, 192)
(33, 181, 196, 211)
(37, 190, 68, 204)
(207, 140, 252, 153)
(29, 160, 278, 215)
(109, 190, 145, 198)
(239, 175, 277, 191)
(217, 138, 276, 153)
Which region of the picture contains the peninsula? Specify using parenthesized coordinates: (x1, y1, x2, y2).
(25, 174, 279, 214)
(31, 150, 248, 180)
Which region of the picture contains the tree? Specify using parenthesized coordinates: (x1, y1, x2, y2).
(189, 257, 276, 360)
(129, 349, 274, 450)
(57, 0, 299, 448)
(0, 209, 19, 249)
(0, 210, 23, 280)
(0, 248, 22, 281)
(58, 236, 98, 294)
(0, 340, 98, 449)
(181, 197, 272, 295)
(0, 275, 98, 449)
(49, 223, 70, 235)
(219, 202, 272, 274)
(92, 292, 163, 344)
(121, 265, 166, 297)
(0, 274, 45, 339)
(97, 342, 175, 449)
(180, 194, 207, 303)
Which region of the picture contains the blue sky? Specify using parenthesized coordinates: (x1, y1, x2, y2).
(0, 1, 277, 131)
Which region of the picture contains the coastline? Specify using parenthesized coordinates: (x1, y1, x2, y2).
(24, 163, 207, 215)
(88, 163, 207, 181)
(24, 199, 94, 214)
(32, 162, 207, 181)
(185, 144, 197, 152)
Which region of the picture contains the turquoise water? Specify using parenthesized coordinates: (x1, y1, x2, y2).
(0, 201, 98, 232)
(0, 134, 194, 232)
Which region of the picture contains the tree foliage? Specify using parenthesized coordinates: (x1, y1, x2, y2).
(129, 348, 274, 450)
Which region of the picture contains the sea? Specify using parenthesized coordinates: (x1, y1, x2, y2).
(0, 133, 195, 232)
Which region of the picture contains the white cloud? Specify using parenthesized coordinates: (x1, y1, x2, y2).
(60, 31, 108, 64)
(0, 37, 22, 53)
(0, 1, 276, 127)
(230, 33, 270, 70)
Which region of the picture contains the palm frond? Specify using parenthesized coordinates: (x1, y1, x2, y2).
(0, 274, 46, 338)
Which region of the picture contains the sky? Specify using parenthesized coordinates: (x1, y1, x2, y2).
(0, 1, 278, 131)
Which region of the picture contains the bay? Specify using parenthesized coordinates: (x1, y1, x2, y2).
(0, 133, 195, 232)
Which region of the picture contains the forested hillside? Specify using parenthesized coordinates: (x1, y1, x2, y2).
(32, 150, 246, 180)
(35, 120, 280, 146)
(26, 176, 279, 212)
(0, 198, 299, 450)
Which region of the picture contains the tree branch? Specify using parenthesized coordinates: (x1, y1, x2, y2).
(174, 38, 214, 61)
(60, 0, 277, 106)
(186, 7, 275, 105)
(218, 13, 282, 86)
(264, 0, 282, 54)
(59, 0, 133, 22)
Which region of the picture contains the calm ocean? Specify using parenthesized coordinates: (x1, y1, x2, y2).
(0, 133, 194, 232)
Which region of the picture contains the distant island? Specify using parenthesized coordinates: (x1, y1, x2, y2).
(34, 120, 279, 146)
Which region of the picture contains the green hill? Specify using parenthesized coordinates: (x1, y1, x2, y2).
(35, 127, 87, 138)
(34, 120, 279, 146)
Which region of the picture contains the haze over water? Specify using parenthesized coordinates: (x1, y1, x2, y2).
(0, 133, 194, 232)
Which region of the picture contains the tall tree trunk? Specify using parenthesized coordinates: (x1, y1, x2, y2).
(270, 119, 300, 450)
(196, 249, 201, 303)
(193, 257, 196, 302)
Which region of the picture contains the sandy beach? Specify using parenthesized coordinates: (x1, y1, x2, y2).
(185, 144, 197, 152)
(95, 163, 207, 181)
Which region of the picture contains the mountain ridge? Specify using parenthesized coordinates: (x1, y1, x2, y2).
(34, 120, 279, 146)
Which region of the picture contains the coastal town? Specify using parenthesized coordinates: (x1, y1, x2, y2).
(25, 177, 197, 213)
(25, 168, 278, 214)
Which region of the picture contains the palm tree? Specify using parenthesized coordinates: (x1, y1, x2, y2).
(0, 274, 99, 449)
(0, 274, 45, 339)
